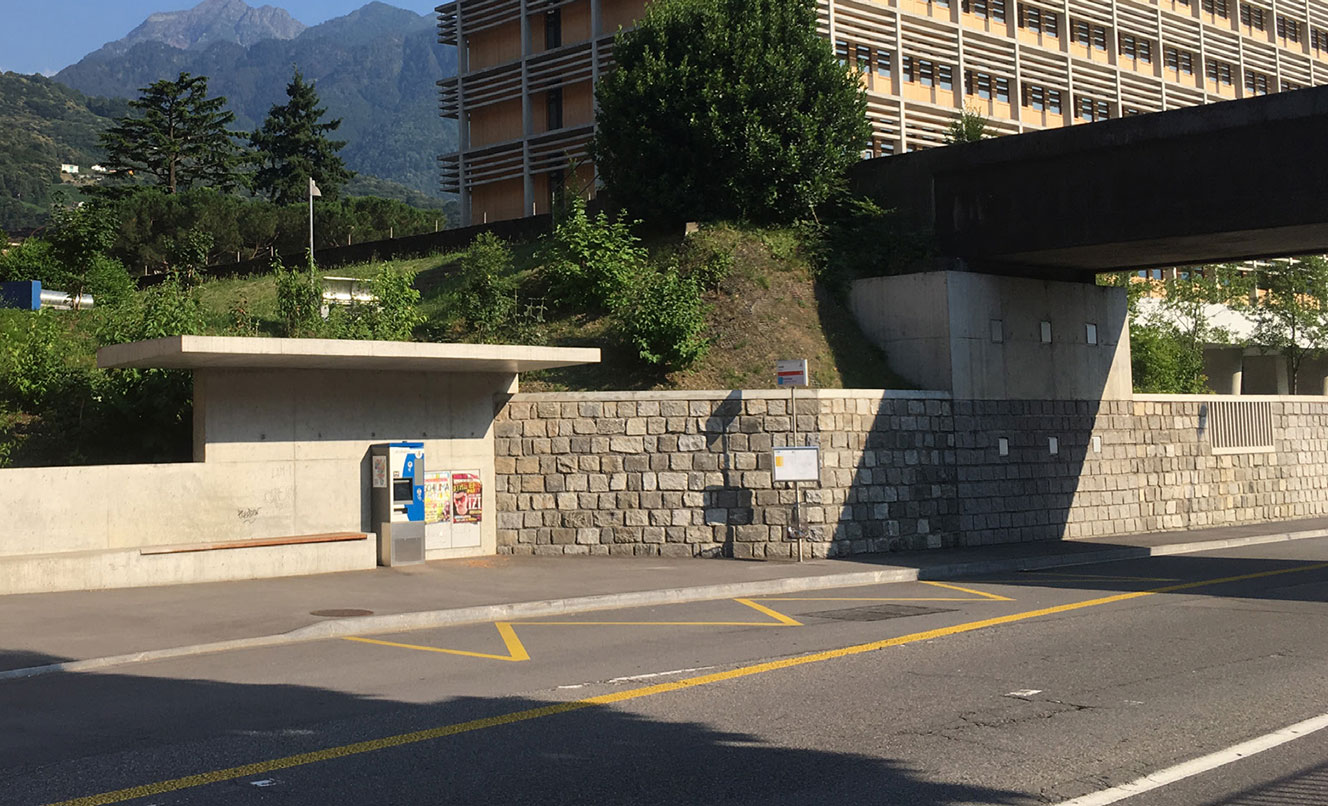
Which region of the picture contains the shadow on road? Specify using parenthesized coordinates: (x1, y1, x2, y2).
(2, 650, 1032, 806)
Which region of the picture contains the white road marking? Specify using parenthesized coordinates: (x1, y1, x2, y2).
(250, 779, 277, 787)
(608, 666, 716, 684)
(1054, 711, 1328, 805)
(1006, 689, 1043, 698)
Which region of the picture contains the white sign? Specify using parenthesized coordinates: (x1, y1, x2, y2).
(775, 359, 808, 387)
(772, 446, 820, 482)
(371, 455, 388, 488)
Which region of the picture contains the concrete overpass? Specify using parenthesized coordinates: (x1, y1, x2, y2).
(848, 84, 1328, 278)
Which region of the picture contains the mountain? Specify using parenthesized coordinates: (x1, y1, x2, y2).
(54, 1, 458, 199)
(0, 72, 128, 231)
(82, 0, 305, 62)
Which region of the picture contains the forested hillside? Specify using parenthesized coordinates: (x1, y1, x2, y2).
(0, 73, 128, 231)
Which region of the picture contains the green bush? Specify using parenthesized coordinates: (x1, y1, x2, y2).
(456, 232, 518, 341)
(273, 256, 324, 337)
(539, 197, 648, 313)
(619, 268, 709, 368)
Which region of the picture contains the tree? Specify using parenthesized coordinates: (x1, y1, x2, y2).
(99, 73, 245, 194)
(945, 107, 990, 144)
(1249, 257, 1328, 393)
(250, 69, 353, 205)
(591, 0, 870, 224)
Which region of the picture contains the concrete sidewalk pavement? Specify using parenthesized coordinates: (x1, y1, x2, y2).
(3, 516, 1328, 680)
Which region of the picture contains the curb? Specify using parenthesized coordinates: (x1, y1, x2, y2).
(2, 528, 1323, 682)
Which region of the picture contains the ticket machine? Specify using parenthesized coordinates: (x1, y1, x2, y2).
(370, 442, 425, 566)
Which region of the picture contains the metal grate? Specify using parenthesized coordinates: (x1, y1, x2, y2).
(1209, 400, 1274, 452)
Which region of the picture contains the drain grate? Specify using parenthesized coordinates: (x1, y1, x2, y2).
(808, 604, 954, 622)
(310, 609, 374, 618)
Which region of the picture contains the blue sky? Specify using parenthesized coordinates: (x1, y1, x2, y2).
(0, 1, 438, 76)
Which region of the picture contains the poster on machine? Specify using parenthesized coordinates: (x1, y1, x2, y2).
(452, 472, 483, 524)
(423, 471, 452, 525)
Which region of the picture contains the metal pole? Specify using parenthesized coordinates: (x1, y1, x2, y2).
(308, 193, 314, 268)
(792, 384, 802, 563)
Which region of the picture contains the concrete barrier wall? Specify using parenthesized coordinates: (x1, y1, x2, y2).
(494, 391, 1328, 558)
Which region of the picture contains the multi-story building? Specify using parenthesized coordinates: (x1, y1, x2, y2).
(437, 0, 1328, 226)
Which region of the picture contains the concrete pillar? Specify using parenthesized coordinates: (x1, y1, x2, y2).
(456, 3, 471, 227)
(520, 0, 533, 217)
(1275, 355, 1291, 395)
(1202, 346, 1243, 394)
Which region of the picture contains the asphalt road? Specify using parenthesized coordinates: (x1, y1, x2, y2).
(5, 537, 1328, 806)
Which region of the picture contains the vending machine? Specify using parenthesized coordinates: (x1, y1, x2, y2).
(370, 442, 426, 566)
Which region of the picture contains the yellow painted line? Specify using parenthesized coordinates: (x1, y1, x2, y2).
(512, 620, 790, 627)
(343, 621, 529, 662)
(756, 597, 995, 602)
(733, 597, 803, 626)
(51, 561, 1328, 806)
(919, 580, 1014, 601)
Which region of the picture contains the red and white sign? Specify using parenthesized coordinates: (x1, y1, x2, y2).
(775, 359, 808, 387)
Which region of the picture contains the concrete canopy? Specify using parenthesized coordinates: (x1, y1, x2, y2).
(97, 335, 601, 373)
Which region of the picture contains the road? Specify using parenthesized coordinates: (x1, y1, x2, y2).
(4, 537, 1327, 805)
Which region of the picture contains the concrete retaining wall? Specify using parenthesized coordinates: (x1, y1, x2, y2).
(494, 391, 1328, 558)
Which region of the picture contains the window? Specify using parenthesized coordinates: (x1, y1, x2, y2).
(835, 40, 850, 65)
(1076, 95, 1111, 121)
(1165, 46, 1195, 74)
(1123, 106, 1144, 115)
(965, 70, 1010, 101)
(1023, 83, 1063, 113)
(1281, 80, 1302, 91)
(1276, 16, 1300, 41)
(904, 57, 951, 89)
(855, 45, 871, 69)
(963, 0, 1007, 20)
(875, 50, 892, 77)
(1120, 35, 1153, 62)
(547, 168, 565, 208)
(546, 87, 563, 130)
(1073, 20, 1108, 50)
(544, 8, 561, 49)
(1019, 3, 1059, 34)
(1239, 4, 1266, 30)
(1206, 58, 1233, 85)
(932, 0, 952, 8)
(1313, 27, 1328, 54)
(1202, 0, 1229, 18)
(1244, 70, 1268, 94)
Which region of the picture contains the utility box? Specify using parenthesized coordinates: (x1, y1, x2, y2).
(370, 442, 426, 566)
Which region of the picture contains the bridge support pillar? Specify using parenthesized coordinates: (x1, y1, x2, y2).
(849, 271, 1132, 400)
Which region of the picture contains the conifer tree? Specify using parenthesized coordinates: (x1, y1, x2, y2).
(250, 69, 353, 205)
(100, 72, 245, 194)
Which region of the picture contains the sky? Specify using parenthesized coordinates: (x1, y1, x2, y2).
(0, 0, 438, 76)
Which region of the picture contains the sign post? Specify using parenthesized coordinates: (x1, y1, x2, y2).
(775, 360, 811, 561)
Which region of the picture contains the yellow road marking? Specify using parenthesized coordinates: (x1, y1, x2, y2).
(756, 597, 994, 602)
(918, 580, 1014, 601)
(343, 621, 530, 662)
(340, 598, 802, 659)
(49, 561, 1328, 806)
(733, 597, 803, 626)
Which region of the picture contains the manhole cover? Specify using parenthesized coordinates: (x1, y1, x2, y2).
(809, 604, 954, 622)
(309, 609, 374, 618)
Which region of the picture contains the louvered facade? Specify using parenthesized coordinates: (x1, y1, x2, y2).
(438, 0, 1328, 226)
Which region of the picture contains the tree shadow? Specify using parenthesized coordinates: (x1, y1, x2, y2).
(3, 651, 1031, 806)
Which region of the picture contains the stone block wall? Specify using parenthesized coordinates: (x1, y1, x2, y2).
(493, 391, 1328, 558)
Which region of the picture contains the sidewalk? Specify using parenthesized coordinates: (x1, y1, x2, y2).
(3, 516, 1327, 679)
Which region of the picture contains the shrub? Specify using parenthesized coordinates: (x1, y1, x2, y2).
(273, 256, 324, 337)
(456, 233, 518, 340)
(618, 268, 709, 368)
(539, 197, 648, 313)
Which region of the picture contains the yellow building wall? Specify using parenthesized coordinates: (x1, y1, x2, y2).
(472, 178, 526, 224)
(564, 80, 595, 127)
(562, 1, 593, 43)
(602, 0, 649, 35)
(470, 98, 523, 147)
(469, 21, 521, 70)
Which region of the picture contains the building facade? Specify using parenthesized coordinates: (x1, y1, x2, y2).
(437, 0, 1328, 226)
